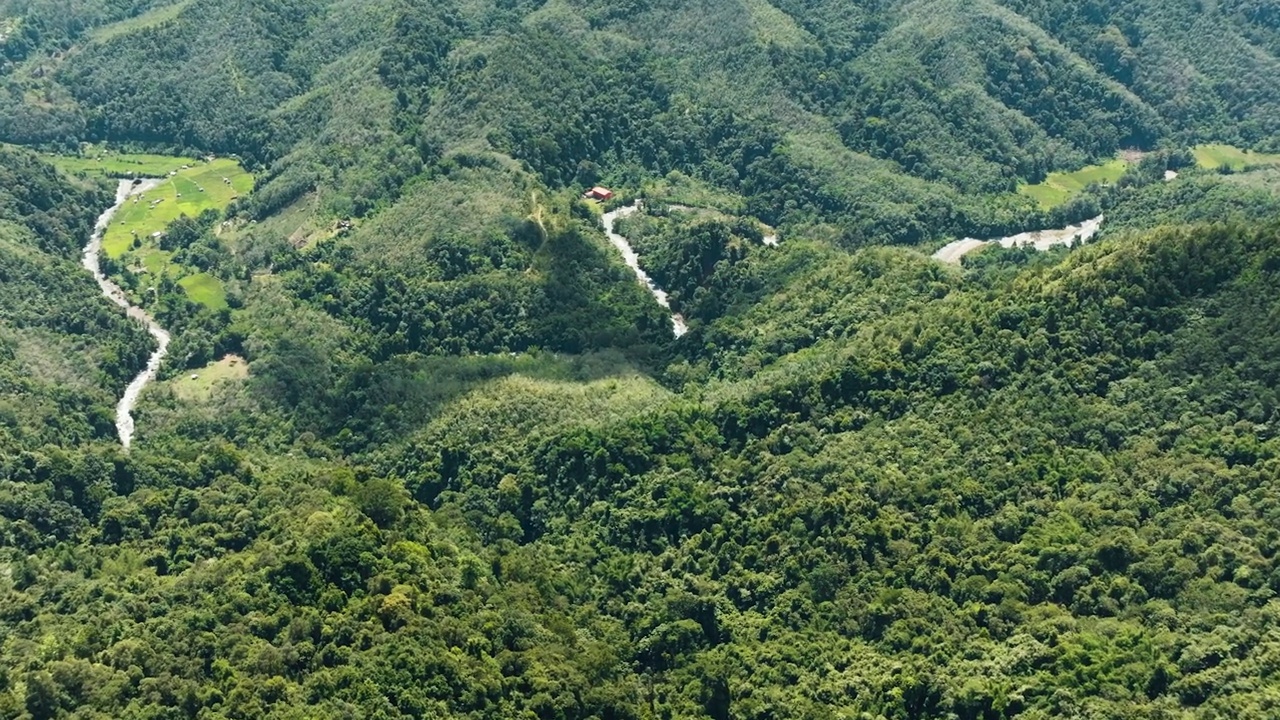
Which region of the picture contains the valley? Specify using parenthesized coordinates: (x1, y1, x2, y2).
(80, 179, 170, 448)
(52, 151, 253, 310)
(601, 201, 689, 338)
(0, 0, 1279, 718)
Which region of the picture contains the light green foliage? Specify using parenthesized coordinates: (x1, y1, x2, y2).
(88, 0, 193, 43)
(94, 158, 252, 258)
(642, 170, 746, 215)
(1020, 158, 1129, 208)
(48, 146, 197, 178)
(163, 354, 248, 402)
(176, 271, 226, 309)
(1193, 143, 1280, 170)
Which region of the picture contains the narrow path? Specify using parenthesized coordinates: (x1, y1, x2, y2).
(82, 179, 169, 449)
(934, 215, 1104, 264)
(601, 202, 688, 337)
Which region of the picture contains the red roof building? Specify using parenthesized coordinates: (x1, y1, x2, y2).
(585, 186, 614, 201)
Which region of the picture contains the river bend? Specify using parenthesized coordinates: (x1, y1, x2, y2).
(82, 179, 169, 449)
(601, 202, 689, 338)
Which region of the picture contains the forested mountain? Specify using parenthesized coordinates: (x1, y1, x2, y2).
(3, 0, 1279, 242)
(1, 0, 1279, 718)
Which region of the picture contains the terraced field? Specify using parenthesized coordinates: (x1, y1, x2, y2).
(53, 152, 252, 308)
(1019, 158, 1129, 208)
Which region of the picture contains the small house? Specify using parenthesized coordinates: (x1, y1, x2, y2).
(585, 186, 614, 201)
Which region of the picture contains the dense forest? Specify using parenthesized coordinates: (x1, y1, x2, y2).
(0, 145, 153, 451)
(3, 0, 1280, 243)
(1, 0, 1280, 718)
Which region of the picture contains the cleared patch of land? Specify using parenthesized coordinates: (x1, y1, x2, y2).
(102, 159, 252, 257)
(177, 273, 227, 310)
(51, 148, 197, 178)
(167, 355, 248, 402)
(1193, 144, 1280, 170)
(90, 0, 194, 43)
(641, 171, 746, 214)
(1019, 158, 1128, 209)
(55, 152, 252, 308)
(221, 191, 337, 251)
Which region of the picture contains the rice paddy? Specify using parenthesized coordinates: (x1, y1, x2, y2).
(1019, 158, 1129, 209)
(54, 151, 252, 308)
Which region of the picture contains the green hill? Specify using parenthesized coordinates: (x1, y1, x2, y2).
(2, 0, 1278, 244)
(1, 1, 1280, 718)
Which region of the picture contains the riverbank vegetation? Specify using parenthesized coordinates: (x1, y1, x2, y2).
(0, 146, 152, 452)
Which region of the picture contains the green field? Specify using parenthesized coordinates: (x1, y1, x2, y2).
(50, 148, 200, 178)
(177, 272, 228, 310)
(1193, 143, 1280, 170)
(57, 153, 252, 308)
(1019, 158, 1129, 209)
(166, 355, 248, 402)
(101, 159, 252, 255)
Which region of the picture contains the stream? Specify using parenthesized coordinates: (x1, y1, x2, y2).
(82, 178, 169, 449)
(601, 202, 689, 338)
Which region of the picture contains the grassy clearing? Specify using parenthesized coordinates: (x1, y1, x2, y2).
(641, 170, 746, 213)
(1221, 167, 1280, 191)
(178, 273, 227, 310)
(1019, 158, 1129, 209)
(90, 0, 193, 43)
(221, 191, 336, 251)
(1193, 144, 1280, 170)
(101, 159, 252, 261)
(167, 355, 248, 402)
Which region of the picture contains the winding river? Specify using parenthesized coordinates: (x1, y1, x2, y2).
(601, 202, 689, 337)
(82, 179, 169, 449)
(933, 215, 1105, 264)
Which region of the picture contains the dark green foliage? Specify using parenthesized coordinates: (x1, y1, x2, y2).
(3, 2, 1280, 719)
(0, 147, 152, 451)
(8, 206, 1280, 717)
(616, 207, 765, 325)
(0, 144, 108, 254)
